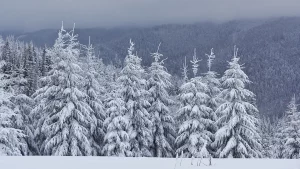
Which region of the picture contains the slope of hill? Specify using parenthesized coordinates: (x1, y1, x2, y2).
(15, 17, 300, 117)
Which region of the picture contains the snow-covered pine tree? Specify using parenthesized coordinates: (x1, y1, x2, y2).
(274, 116, 286, 158)
(83, 37, 106, 155)
(283, 95, 300, 159)
(1, 41, 12, 74)
(40, 48, 49, 77)
(0, 40, 37, 155)
(102, 82, 132, 156)
(31, 24, 97, 156)
(201, 48, 221, 156)
(118, 39, 152, 157)
(25, 44, 38, 96)
(175, 51, 214, 158)
(202, 48, 222, 112)
(148, 43, 175, 157)
(212, 46, 262, 158)
(260, 117, 275, 158)
(0, 61, 27, 156)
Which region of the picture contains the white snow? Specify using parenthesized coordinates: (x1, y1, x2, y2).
(0, 157, 298, 169)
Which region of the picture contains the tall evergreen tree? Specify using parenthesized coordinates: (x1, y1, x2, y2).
(0, 42, 37, 155)
(83, 37, 106, 155)
(274, 117, 286, 158)
(1, 41, 12, 74)
(31, 25, 97, 156)
(0, 63, 27, 155)
(283, 95, 300, 159)
(118, 39, 152, 157)
(202, 48, 222, 112)
(260, 117, 275, 158)
(148, 44, 175, 157)
(201, 48, 221, 156)
(25, 44, 38, 96)
(212, 46, 262, 158)
(40, 48, 47, 77)
(175, 51, 214, 158)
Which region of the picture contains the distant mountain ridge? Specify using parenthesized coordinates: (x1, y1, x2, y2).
(10, 17, 300, 117)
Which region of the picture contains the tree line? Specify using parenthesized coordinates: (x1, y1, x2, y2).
(0, 24, 298, 158)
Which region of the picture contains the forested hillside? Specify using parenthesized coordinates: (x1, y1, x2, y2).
(15, 17, 300, 117)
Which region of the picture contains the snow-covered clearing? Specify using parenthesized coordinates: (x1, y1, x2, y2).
(0, 157, 299, 169)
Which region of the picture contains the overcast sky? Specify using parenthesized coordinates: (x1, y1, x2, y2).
(1, 0, 300, 31)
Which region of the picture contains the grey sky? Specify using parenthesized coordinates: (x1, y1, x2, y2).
(1, 0, 300, 31)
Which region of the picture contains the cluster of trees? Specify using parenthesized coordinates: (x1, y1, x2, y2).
(261, 95, 300, 159)
(18, 18, 300, 118)
(0, 24, 298, 158)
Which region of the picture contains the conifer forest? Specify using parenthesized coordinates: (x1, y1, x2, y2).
(0, 23, 298, 159)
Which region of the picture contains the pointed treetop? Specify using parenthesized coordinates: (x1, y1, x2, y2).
(86, 37, 94, 58)
(190, 48, 201, 77)
(71, 23, 76, 36)
(61, 21, 64, 30)
(156, 42, 161, 53)
(128, 39, 135, 56)
(286, 94, 298, 116)
(182, 56, 188, 82)
(205, 48, 215, 72)
(233, 45, 238, 59)
(59, 21, 66, 35)
(152, 42, 163, 63)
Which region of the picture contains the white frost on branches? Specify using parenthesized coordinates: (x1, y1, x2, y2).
(212, 46, 262, 158)
(31, 24, 97, 156)
(148, 43, 175, 157)
(118, 39, 152, 157)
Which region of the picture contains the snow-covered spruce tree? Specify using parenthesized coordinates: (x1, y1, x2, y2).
(274, 117, 286, 158)
(202, 48, 222, 113)
(24, 44, 38, 96)
(147, 44, 175, 157)
(31, 24, 97, 156)
(175, 52, 214, 158)
(201, 48, 222, 156)
(118, 39, 152, 157)
(0, 62, 27, 156)
(40, 48, 52, 77)
(283, 95, 300, 159)
(83, 37, 106, 155)
(259, 117, 275, 158)
(212, 46, 262, 158)
(1, 41, 13, 74)
(102, 82, 132, 156)
(0, 41, 37, 155)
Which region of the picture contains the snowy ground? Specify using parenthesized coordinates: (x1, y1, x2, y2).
(0, 157, 299, 169)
